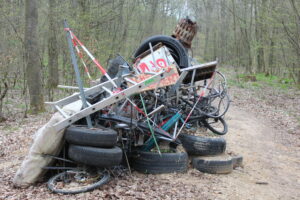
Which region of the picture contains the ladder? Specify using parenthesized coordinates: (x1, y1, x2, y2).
(46, 69, 175, 132)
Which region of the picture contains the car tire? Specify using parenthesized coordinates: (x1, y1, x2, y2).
(178, 133, 226, 156)
(133, 35, 189, 69)
(65, 125, 117, 148)
(131, 150, 188, 174)
(232, 155, 243, 169)
(68, 145, 122, 168)
(192, 154, 233, 174)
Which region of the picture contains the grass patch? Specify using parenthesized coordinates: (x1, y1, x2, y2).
(251, 82, 262, 88)
(228, 79, 252, 89)
(232, 73, 294, 90)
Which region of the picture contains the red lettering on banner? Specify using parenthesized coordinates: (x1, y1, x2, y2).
(139, 63, 149, 73)
(137, 58, 168, 73)
(156, 59, 167, 68)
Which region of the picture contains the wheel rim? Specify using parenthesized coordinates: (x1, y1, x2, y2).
(47, 169, 110, 194)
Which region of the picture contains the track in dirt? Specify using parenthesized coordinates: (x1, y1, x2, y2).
(218, 105, 300, 200)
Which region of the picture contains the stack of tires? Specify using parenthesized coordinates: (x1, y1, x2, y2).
(65, 126, 123, 168)
(179, 133, 243, 174)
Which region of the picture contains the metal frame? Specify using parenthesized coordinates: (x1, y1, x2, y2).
(48, 69, 175, 131)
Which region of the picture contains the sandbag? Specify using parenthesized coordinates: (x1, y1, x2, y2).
(13, 101, 82, 188)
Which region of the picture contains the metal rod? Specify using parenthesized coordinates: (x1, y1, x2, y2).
(173, 121, 178, 139)
(55, 105, 69, 118)
(188, 69, 196, 100)
(102, 86, 113, 95)
(148, 105, 165, 116)
(149, 42, 158, 70)
(58, 85, 88, 90)
(124, 77, 137, 84)
(64, 20, 92, 128)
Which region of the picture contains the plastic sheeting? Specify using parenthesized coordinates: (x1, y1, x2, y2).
(13, 101, 82, 188)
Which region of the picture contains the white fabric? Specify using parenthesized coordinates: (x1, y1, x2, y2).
(13, 101, 82, 188)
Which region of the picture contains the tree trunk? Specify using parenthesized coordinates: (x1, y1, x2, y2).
(25, 0, 44, 113)
(219, 0, 226, 62)
(268, 28, 275, 75)
(47, 0, 58, 101)
(232, 0, 240, 69)
(255, 0, 266, 73)
(145, 0, 159, 37)
(203, 0, 213, 61)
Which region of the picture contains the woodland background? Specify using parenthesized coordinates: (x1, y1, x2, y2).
(0, 0, 299, 118)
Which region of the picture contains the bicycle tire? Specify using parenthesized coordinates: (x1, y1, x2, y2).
(204, 92, 230, 118)
(210, 71, 227, 94)
(47, 170, 110, 194)
(203, 117, 228, 135)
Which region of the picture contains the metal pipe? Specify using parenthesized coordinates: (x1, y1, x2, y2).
(64, 20, 92, 128)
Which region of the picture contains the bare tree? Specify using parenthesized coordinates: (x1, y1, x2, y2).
(25, 0, 44, 113)
(47, 0, 59, 101)
(255, 0, 266, 73)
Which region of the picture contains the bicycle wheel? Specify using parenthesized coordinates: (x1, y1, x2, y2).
(202, 117, 228, 135)
(47, 169, 110, 194)
(187, 92, 229, 119)
(204, 92, 230, 118)
(210, 71, 227, 94)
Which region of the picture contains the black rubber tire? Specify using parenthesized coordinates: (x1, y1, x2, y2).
(203, 117, 228, 135)
(68, 145, 122, 167)
(192, 155, 233, 174)
(178, 133, 226, 156)
(47, 170, 110, 194)
(232, 155, 243, 169)
(131, 151, 188, 174)
(65, 125, 117, 148)
(133, 35, 189, 69)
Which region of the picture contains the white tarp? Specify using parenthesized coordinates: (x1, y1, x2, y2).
(13, 101, 82, 188)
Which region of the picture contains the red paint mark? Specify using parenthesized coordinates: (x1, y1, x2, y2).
(156, 59, 167, 68)
(138, 62, 150, 73)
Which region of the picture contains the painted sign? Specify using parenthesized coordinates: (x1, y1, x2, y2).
(135, 46, 177, 73)
(129, 64, 179, 92)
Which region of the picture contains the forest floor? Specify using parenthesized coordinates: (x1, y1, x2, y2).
(0, 67, 299, 200)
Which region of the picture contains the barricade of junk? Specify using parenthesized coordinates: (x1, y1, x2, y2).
(13, 17, 242, 194)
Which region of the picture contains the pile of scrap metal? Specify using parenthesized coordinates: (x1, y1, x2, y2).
(14, 18, 241, 194)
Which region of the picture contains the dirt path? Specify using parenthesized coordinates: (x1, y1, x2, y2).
(0, 101, 299, 199)
(216, 105, 300, 200)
